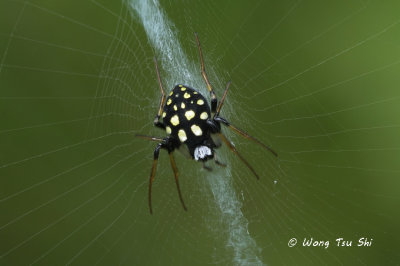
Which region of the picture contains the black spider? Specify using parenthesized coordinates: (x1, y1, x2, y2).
(136, 33, 277, 214)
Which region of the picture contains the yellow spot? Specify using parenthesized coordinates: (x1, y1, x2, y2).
(191, 124, 202, 136)
(193, 91, 198, 94)
(178, 84, 182, 87)
(162, 112, 166, 118)
(173, 104, 177, 111)
(184, 92, 191, 99)
(181, 87, 186, 91)
(197, 99, 204, 105)
(167, 98, 172, 105)
(190, 101, 193, 104)
(170, 115, 179, 126)
(166, 126, 171, 134)
(169, 91, 173, 96)
(200, 112, 208, 120)
(181, 102, 185, 109)
(175, 94, 179, 97)
(178, 129, 187, 142)
(185, 110, 195, 121)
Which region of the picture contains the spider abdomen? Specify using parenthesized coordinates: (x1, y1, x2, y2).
(162, 84, 211, 154)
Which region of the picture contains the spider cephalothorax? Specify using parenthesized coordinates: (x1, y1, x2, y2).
(136, 33, 277, 214)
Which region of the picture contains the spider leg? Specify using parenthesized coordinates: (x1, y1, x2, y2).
(135, 134, 163, 142)
(149, 143, 163, 214)
(211, 80, 277, 157)
(168, 152, 187, 211)
(215, 81, 231, 118)
(195, 33, 217, 114)
(202, 162, 212, 171)
(218, 133, 260, 179)
(214, 152, 227, 167)
(215, 117, 277, 157)
(153, 57, 166, 130)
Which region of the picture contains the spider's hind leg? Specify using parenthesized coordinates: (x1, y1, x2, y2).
(146, 137, 187, 214)
(214, 152, 226, 167)
(215, 116, 277, 157)
(168, 151, 187, 211)
(148, 142, 163, 214)
(218, 133, 260, 180)
(202, 162, 213, 171)
(212, 80, 278, 157)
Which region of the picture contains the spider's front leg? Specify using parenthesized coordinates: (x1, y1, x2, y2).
(153, 57, 166, 130)
(195, 33, 218, 114)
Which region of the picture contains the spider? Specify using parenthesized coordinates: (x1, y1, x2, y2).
(137, 33, 277, 214)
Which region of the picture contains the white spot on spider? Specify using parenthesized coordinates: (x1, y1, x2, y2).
(191, 124, 202, 136)
(194, 146, 212, 161)
(197, 99, 204, 105)
(170, 115, 179, 126)
(173, 104, 177, 111)
(162, 112, 166, 118)
(181, 87, 186, 91)
(184, 92, 191, 99)
(184, 110, 195, 120)
(178, 129, 187, 142)
(181, 102, 185, 109)
(200, 112, 208, 120)
(166, 126, 171, 134)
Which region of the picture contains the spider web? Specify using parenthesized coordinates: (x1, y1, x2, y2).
(1, 0, 400, 265)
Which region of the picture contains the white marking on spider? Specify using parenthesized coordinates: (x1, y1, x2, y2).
(194, 146, 212, 161)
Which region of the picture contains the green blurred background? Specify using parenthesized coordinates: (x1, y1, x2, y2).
(1, 0, 400, 265)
